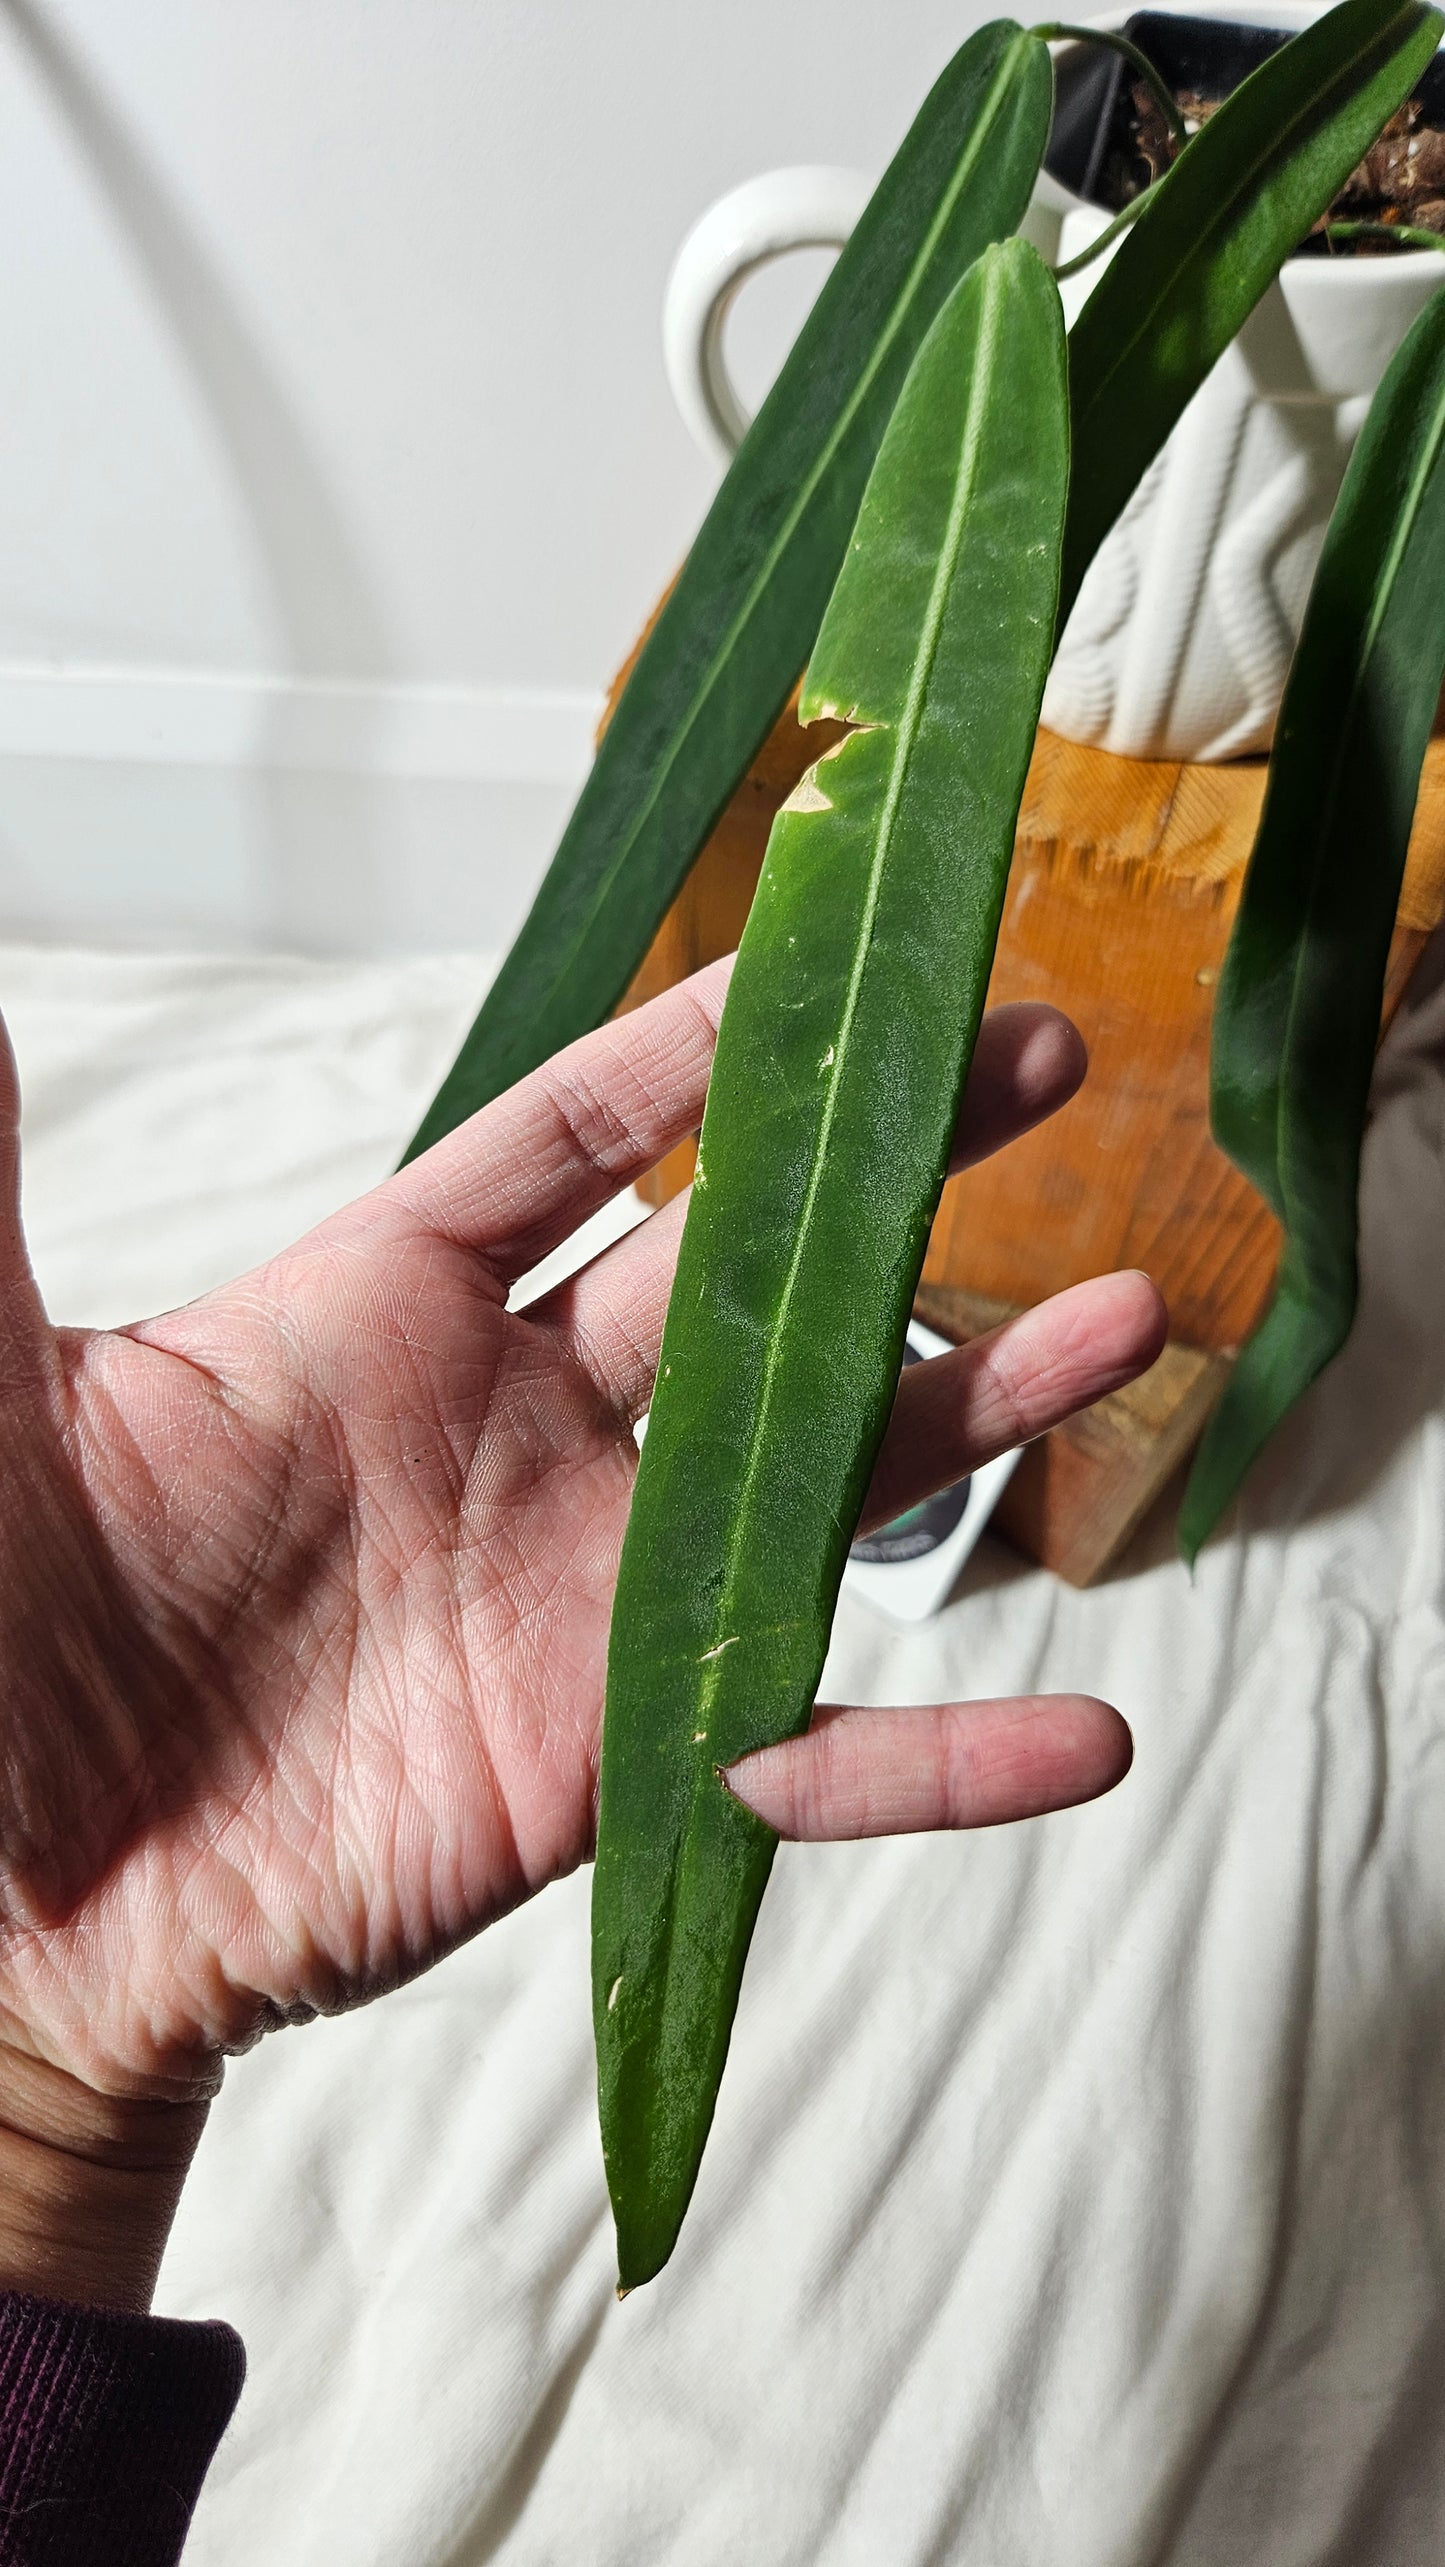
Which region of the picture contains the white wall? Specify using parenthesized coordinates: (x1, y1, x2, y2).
(0, 0, 996, 951)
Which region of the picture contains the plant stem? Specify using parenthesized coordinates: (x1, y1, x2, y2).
(1324, 216, 1445, 252)
(1053, 187, 1154, 280)
(1032, 22, 1190, 153)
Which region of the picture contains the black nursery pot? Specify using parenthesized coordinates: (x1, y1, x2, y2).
(1045, 9, 1445, 214)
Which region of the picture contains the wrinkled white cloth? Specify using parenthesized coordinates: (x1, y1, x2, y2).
(2, 938, 1444, 2567)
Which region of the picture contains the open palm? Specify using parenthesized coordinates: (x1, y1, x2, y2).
(0, 961, 1162, 2116)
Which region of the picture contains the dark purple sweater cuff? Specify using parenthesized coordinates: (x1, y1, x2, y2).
(0, 2291, 244, 2566)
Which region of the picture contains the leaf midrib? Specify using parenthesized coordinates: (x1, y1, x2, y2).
(535, 33, 1032, 1007)
(691, 256, 1009, 1729)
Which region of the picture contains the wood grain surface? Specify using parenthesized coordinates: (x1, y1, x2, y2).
(608, 653, 1445, 1577)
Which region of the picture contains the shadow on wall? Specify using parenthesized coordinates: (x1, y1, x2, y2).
(0, 0, 395, 947)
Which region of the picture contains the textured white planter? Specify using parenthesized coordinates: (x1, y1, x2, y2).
(1042, 1, 1445, 758)
(663, 1, 1445, 761)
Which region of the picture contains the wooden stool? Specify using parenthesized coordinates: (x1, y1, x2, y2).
(613, 663, 1445, 1582)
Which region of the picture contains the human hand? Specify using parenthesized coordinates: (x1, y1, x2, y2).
(0, 962, 1163, 2306)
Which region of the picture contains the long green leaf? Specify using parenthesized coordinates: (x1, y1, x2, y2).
(1179, 281, 1445, 1561)
(1062, 0, 1444, 622)
(401, 22, 1050, 1160)
(592, 239, 1068, 2290)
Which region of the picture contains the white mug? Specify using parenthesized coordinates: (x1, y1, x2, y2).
(663, 2, 1445, 762)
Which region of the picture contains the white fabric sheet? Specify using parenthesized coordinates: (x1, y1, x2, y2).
(3, 938, 1444, 2565)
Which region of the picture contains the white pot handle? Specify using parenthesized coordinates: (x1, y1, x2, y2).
(663, 165, 873, 463)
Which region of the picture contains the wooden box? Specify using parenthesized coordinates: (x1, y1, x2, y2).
(615, 668, 1445, 1582)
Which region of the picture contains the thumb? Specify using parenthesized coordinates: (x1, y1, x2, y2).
(0, 1004, 159, 1911)
(0, 1007, 57, 1396)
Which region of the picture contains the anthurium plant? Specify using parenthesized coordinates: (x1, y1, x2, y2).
(408, 0, 1445, 2283)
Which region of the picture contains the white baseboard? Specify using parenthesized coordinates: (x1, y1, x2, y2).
(0, 667, 603, 955)
(0, 666, 604, 783)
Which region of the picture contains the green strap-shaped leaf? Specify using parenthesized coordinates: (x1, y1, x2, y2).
(592, 239, 1068, 2289)
(405, 0, 1437, 1168)
(400, 21, 1050, 1161)
(1179, 281, 1445, 1563)
(1062, 0, 1444, 621)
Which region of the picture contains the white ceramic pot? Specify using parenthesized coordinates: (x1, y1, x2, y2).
(663, 2, 1445, 761)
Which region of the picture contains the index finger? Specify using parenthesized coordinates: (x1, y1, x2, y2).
(390, 960, 734, 1279)
(400, 960, 1086, 1297)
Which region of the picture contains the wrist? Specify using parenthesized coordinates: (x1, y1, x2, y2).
(0, 2045, 211, 2315)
